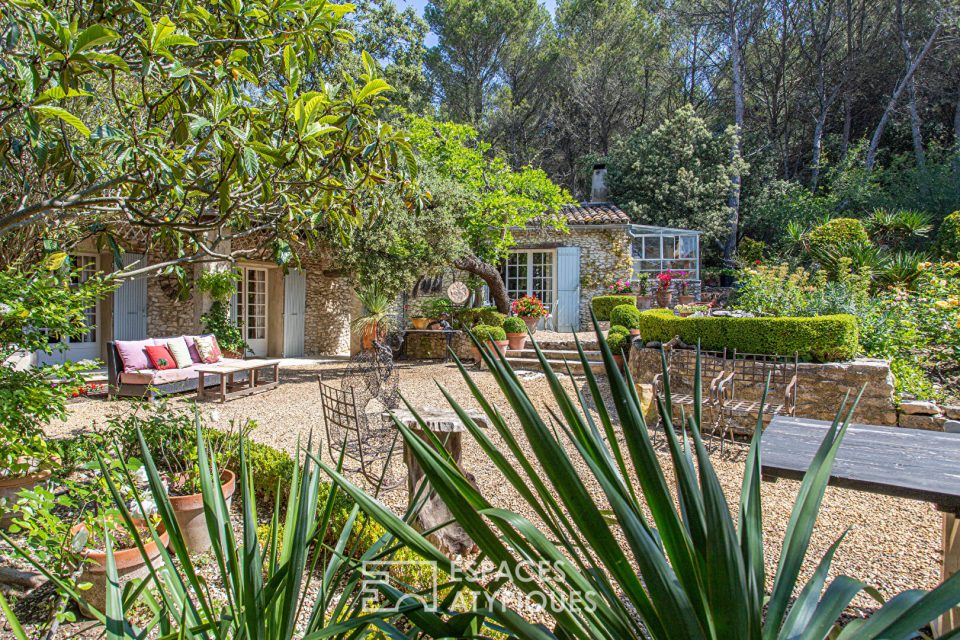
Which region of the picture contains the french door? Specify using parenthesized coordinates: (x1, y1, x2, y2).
(236, 267, 268, 356)
(501, 250, 556, 329)
(38, 254, 100, 365)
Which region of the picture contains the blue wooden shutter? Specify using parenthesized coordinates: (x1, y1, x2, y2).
(556, 247, 580, 332)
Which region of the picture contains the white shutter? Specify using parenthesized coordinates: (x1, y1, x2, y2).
(556, 246, 581, 332)
(283, 270, 306, 357)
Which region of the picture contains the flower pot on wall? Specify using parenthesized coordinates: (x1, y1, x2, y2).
(521, 317, 540, 334)
(410, 317, 430, 330)
(656, 289, 673, 308)
(636, 295, 653, 310)
(72, 519, 169, 617)
(168, 470, 236, 554)
(506, 333, 527, 350)
(678, 294, 695, 305)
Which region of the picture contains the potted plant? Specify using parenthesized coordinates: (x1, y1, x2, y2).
(606, 326, 630, 369)
(502, 316, 528, 350)
(677, 276, 695, 305)
(655, 271, 674, 308)
(13, 442, 166, 616)
(470, 324, 508, 365)
(0, 257, 110, 527)
(510, 295, 549, 334)
(107, 402, 238, 554)
(636, 278, 652, 309)
(353, 284, 395, 349)
(674, 303, 710, 318)
(196, 270, 248, 358)
(609, 304, 642, 336)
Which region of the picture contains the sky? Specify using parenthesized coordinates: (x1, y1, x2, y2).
(397, 0, 558, 47)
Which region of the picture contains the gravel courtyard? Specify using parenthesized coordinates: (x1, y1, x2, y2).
(52, 360, 941, 612)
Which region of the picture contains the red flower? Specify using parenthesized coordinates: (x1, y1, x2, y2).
(754, 259, 762, 265)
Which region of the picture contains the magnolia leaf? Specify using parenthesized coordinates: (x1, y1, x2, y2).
(71, 24, 119, 54)
(44, 252, 68, 271)
(355, 78, 391, 102)
(83, 52, 130, 72)
(31, 105, 91, 137)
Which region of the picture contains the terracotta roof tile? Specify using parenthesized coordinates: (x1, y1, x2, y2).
(559, 202, 631, 225)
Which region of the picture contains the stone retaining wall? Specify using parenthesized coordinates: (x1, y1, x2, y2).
(628, 343, 898, 430)
(404, 331, 474, 361)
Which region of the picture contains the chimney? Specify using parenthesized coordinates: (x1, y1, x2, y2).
(590, 164, 608, 203)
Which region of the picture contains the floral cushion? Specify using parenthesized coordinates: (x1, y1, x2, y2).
(193, 335, 220, 364)
(144, 345, 177, 370)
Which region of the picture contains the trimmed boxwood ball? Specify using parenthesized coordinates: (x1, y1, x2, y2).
(502, 316, 526, 334)
(807, 217, 870, 254)
(472, 324, 507, 342)
(936, 210, 960, 259)
(635, 309, 859, 362)
(606, 331, 629, 355)
(609, 324, 629, 336)
(592, 295, 636, 321)
(610, 304, 642, 330)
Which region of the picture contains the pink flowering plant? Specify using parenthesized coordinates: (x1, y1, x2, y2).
(511, 295, 549, 319)
(607, 278, 633, 294)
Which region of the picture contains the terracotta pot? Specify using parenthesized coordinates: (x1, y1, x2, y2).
(678, 294, 695, 305)
(222, 349, 245, 360)
(521, 317, 540, 335)
(506, 333, 527, 350)
(676, 310, 694, 318)
(168, 470, 236, 554)
(0, 464, 54, 529)
(71, 519, 169, 616)
(410, 317, 430, 330)
(636, 295, 652, 310)
(629, 328, 641, 336)
(656, 289, 673, 308)
(613, 354, 624, 369)
(470, 340, 509, 368)
(361, 323, 384, 350)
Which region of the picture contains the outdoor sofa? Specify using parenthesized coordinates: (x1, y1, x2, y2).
(107, 334, 246, 399)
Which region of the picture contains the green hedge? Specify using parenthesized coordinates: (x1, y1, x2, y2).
(592, 295, 636, 321)
(610, 304, 642, 329)
(473, 324, 507, 342)
(502, 316, 526, 333)
(635, 309, 859, 362)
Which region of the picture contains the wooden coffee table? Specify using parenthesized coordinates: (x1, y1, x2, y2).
(195, 359, 281, 403)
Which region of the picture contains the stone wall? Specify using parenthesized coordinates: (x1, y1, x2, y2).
(404, 331, 473, 360)
(898, 401, 960, 431)
(511, 225, 633, 329)
(302, 255, 354, 356)
(628, 343, 898, 430)
(146, 252, 200, 337)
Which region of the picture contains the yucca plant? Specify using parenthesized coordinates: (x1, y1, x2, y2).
(876, 249, 929, 289)
(0, 419, 493, 638)
(325, 316, 960, 639)
(866, 208, 932, 249)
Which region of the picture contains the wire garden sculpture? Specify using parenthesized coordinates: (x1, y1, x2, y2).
(318, 334, 404, 492)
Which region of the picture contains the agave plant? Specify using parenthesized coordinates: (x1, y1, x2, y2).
(325, 316, 960, 639)
(810, 239, 891, 282)
(0, 420, 491, 638)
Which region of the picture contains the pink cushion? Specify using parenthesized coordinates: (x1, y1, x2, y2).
(183, 335, 207, 363)
(115, 339, 156, 373)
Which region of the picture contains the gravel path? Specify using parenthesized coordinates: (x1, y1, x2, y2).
(52, 361, 941, 615)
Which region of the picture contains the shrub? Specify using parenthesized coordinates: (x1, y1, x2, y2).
(936, 210, 960, 259)
(591, 295, 636, 321)
(610, 303, 642, 329)
(635, 309, 859, 362)
(737, 236, 765, 264)
(502, 316, 526, 333)
(472, 324, 506, 342)
(606, 331, 629, 355)
(807, 217, 870, 255)
(452, 305, 505, 328)
(609, 324, 629, 336)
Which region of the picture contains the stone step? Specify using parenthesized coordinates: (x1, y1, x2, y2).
(503, 356, 606, 376)
(505, 348, 602, 359)
(525, 338, 600, 351)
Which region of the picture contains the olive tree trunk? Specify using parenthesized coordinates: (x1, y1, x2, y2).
(454, 254, 510, 313)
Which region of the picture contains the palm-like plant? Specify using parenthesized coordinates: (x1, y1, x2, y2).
(327, 317, 960, 639)
(353, 283, 396, 348)
(876, 249, 929, 289)
(866, 208, 932, 249)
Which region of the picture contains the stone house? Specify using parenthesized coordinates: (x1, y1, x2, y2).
(30, 232, 357, 367)
(506, 166, 702, 332)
